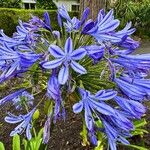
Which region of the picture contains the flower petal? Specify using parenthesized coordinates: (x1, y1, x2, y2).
(64, 37, 73, 54)
(71, 48, 87, 60)
(71, 60, 87, 74)
(73, 101, 83, 113)
(42, 58, 63, 69)
(48, 45, 65, 58)
(58, 65, 69, 85)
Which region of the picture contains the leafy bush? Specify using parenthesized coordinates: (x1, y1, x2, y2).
(114, 0, 150, 37)
(0, 8, 78, 36)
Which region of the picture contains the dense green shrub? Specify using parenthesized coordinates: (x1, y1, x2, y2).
(0, 8, 78, 36)
(114, 0, 150, 37)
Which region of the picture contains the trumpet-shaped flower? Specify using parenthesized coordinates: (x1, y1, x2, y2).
(73, 88, 134, 149)
(85, 45, 105, 63)
(114, 96, 146, 119)
(73, 88, 117, 131)
(12, 91, 34, 110)
(0, 89, 25, 105)
(101, 116, 131, 150)
(58, 6, 90, 32)
(5, 108, 36, 140)
(42, 37, 87, 85)
(114, 75, 150, 100)
(0, 44, 41, 82)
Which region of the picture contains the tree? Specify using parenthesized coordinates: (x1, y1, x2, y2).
(36, 0, 57, 10)
(80, 0, 106, 19)
(0, 0, 21, 8)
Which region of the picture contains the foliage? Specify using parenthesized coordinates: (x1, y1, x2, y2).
(0, 5, 149, 150)
(36, 0, 57, 10)
(0, 0, 21, 8)
(114, 0, 150, 37)
(0, 8, 78, 36)
(0, 130, 46, 150)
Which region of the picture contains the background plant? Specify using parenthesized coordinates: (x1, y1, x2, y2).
(114, 0, 150, 37)
(0, 0, 21, 8)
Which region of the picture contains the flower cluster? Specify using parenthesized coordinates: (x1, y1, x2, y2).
(0, 5, 149, 150)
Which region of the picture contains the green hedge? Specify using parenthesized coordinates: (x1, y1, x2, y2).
(0, 8, 78, 36)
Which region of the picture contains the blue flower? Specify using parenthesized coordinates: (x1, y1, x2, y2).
(42, 37, 87, 85)
(58, 6, 90, 32)
(0, 30, 25, 48)
(114, 76, 150, 100)
(47, 72, 65, 122)
(0, 44, 42, 82)
(85, 45, 105, 64)
(114, 96, 146, 119)
(5, 108, 36, 140)
(80, 7, 90, 25)
(83, 9, 121, 43)
(43, 113, 52, 144)
(73, 88, 117, 131)
(102, 116, 131, 150)
(64, 17, 81, 33)
(111, 53, 150, 72)
(58, 5, 72, 22)
(113, 22, 136, 40)
(12, 91, 34, 110)
(0, 89, 25, 105)
(43, 11, 52, 31)
(73, 88, 134, 149)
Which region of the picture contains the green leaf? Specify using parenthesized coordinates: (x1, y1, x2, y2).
(0, 142, 5, 150)
(134, 119, 147, 128)
(132, 128, 148, 136)
(12, 134, 20, 150)
(127, 144, 148, 150)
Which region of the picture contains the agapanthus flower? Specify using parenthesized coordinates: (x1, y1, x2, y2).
(111, 53, 150, 72)
(0, 89, 25, 105)
(25, 11, 52, 32)
(113, 22, 136, 40)
(114, 76, 150, 100)
(82, 9, 121, 42)
(58, 5, 72, 22)
(85, 45, 105, 64)
(42, 37, 87, 85)
(64, 17, 81, 32)
(116, 37, 139, 50)
(58, 6, 90, 32)
(114, 96, 146, 119)
(12, 91, 34, 110)
(5, 108, 36, 140)
(52, 30, 60, 39)
(0, 30, 25, 47)
(43, 113, 52, 144)
(80, 7, 90, 25)
(0, 43, 42, 82)
(73, 88, 134, 149)
(101, 116, 131, 150)
(73, 88, 117, 131)
(13, 20, 39, 45)
(47, 72, 65, 121)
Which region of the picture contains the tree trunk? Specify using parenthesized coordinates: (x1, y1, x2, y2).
(80, 0, 106, 20)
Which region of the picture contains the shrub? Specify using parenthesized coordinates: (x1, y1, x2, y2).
(114, 0, 150, 37)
